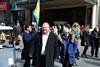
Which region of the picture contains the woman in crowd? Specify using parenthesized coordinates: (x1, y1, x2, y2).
(81, 26, 90, 58)
(60, 28, 78, 67)
(72, 22, 81, 59)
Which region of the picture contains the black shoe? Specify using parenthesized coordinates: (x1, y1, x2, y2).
(95, 55, 98, 58)
(81, 54, 85, 57)
(77, 56, 80, 60)
(90, 55, 93, 57)
(84, 55, 88, 58)
(81, 54, 88, 58)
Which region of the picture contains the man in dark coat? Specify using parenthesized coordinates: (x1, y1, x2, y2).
(91, 25, 100, 57)
(21, 24, 35, 67)
(30, 22, 59, 67)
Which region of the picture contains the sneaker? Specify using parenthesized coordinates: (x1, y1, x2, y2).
(15, 48, 20, 50)
(15, 46, 20, 50)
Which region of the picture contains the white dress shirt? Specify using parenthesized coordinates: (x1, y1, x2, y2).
(41, 33, 49, 55)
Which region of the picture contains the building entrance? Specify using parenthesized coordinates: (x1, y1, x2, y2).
(43, 6, 92, 27)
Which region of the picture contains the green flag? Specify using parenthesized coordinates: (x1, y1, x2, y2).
(33, 0, 40, 25)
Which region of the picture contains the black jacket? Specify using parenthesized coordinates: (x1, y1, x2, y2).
(30, 32, 59, 67)
(21, 31, 35, 59)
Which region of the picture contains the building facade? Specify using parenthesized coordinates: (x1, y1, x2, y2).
(10, 0, 25, 26)
(14, 0, 99, 28)
(0, 0, 11, 25)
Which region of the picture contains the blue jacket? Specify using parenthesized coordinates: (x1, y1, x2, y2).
(64, 39, 78, 64)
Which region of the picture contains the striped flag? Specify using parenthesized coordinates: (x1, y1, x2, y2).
(33, 0, 40, 25)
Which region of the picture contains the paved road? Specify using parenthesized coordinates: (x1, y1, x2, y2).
(16, 47, 100, 67)
(0, 40, 100, 67)
(77, 47, 100, 67)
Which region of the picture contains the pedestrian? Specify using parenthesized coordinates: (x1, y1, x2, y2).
(62, 30, 78, 67)
(21, 24, 33, 67)
(14, 22, 22, 50)
(72, 22, 81, 59)
(81, 26, 90, 58)
(30, 22, 59, 67)
(59, 27, 70, 64)
(90, 25, 100, 58)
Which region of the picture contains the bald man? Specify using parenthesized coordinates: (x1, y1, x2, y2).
(30, 22, 59, 67)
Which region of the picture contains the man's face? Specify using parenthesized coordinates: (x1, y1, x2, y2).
(42, 23, 50, 34)
(27, 26, 32, 32)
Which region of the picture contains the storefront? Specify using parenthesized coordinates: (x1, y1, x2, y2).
(16, 0, 98, 27)
(0, 2, 8, 23)
(10, 2, 25, 25)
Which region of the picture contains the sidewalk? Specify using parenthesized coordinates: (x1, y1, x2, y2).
(0, 39, 100, 67)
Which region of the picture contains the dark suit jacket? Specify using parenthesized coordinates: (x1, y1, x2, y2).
(30, 32, 59, 67)
(21, 31, 34, 59)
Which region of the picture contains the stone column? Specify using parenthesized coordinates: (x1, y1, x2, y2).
(91, 0, 100, 28)
(98, 0, 100, 25)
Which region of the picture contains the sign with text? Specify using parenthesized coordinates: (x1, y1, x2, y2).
(0, 2, 8, 11)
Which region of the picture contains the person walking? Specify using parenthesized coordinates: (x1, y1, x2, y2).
(62, 30, 78, 67)
(91, 25, 100, 58)
(81, 27, 90, 58)
(21, 24, 34, 67)
(72, 22, 81, 59)
(30, 22, 59, 67)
